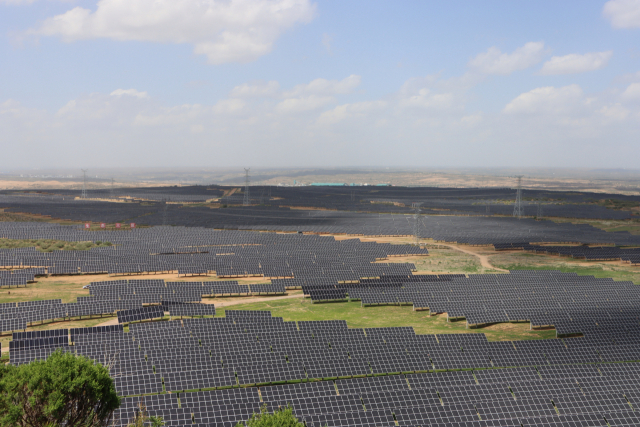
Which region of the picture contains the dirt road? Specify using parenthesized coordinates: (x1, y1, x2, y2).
(437, 244, 509, 272)
(95, 292, 305, 327)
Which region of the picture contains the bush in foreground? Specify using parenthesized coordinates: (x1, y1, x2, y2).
(237, 405, 305, 427)
(0, 350, 120, 427)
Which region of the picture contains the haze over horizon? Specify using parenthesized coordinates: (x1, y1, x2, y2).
(1, 0, 639, 169)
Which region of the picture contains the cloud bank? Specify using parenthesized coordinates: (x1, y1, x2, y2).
(32, 0, 316, 64)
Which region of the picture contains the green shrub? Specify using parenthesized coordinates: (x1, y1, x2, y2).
(0, 350, 120, 427)
(237, 405, 304, 427)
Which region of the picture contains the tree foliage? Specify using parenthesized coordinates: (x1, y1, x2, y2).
(0, 349, 120, 427)
(237, 405, 305, 427)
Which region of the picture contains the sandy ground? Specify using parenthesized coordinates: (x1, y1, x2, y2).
(437, 244, 509, 272)
(32, 273, 271, 286)
(94, 291, 305, 327)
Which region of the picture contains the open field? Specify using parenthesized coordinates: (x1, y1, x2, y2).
(0, 238, 111, 252)
(0, 233, 637, 359)
(217, 298, 556, 342)
(550, 217, 640, 235)
(3, 168, 640, 194)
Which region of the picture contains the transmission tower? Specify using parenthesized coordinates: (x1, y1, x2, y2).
(536, 200, 543, 219)
(162, 200, 169, 226)
(81, 169, 88, 199)
(243, 168, 250, 206)
(512, 176, 524, 219)
(412, 202, 422, 246)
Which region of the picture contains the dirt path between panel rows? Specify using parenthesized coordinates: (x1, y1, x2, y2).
(94, 292, 306, 327)
(436, 244, 509, 272)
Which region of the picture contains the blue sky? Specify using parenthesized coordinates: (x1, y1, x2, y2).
(1, 0, 639, 169)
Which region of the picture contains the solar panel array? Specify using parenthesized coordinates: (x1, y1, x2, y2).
(3, 188, 640, 246)
(3, 185, 638, 224)
(343, 271, 640, 334)
(0, 268, 40, 288)
(8, 307, 640, 427)
(117, 306, 165, 324)
(0, 222, 427, 278)
(495, 243, 640, 265)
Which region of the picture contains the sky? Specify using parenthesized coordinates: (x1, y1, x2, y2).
(1, 0, 639, 169)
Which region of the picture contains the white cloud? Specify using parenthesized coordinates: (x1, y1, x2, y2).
(3, 74, 640, 169)
(621, 82, 640, 99)
(539, 51, 613, 75)
(603, 0, 640, 29)
(283, 75, 361, 97)
(230, 81, 280, 98)
(110, 88, 149, 99)
(276, 95, 334, 114)
(272, 75, 361, 115)
(32, 0, 316, 64)
(599, 103, 630, 121)
(503, 84, 585, 115)
(317, 101, 387, 125)
(213, 98, 245, 114)
(399, 88, 455, 110)
(460, 113, 482, 127)
(468, 42, 546, 75)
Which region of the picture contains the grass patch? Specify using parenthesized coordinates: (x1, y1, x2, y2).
(488, 250, 640, 284)
(216, 298, 556, 342)
(0, 280, 89, 304)
(495, 263, 640, 284)
(401, 247, 483, 274)
(549, 217, 640, 235)
(0, 212, 50, 222)
(0, 238, 112, 252)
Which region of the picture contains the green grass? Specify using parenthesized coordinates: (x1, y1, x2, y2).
(0, 238, 112, 252)
(487, 247, 640, 284)
(549, 217, 640, 235)
(0, 281, 90, 304)
(217, 297, 556, 342)
(492, 259, 640, 284)
(0, 212, 50, 222)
